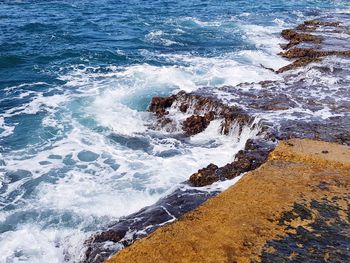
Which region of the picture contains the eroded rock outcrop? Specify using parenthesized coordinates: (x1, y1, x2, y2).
(189, 139, 275, 187)
(281, 29, 322, 49)
(296, 19, 342, 32)
(148, 91, 254, 136)
(277, 20, 350, 73)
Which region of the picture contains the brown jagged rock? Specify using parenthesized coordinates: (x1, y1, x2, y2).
(218, 139, 273, 180)
(148, 96, 175, 117)
(296, 19, 341, 31)
(281, 29, 322, 49)
(277, 20, 350, 72)
(280, 47, 328, 59)
(277, 57, 322, 73)
(189, 139, 274, 186)
(179, 103, 188, 113)
(182, 115, 208, 135)
(149, 91, 254, 136)
(189, 163, 219, 187)
(278, 48, 350, 72)
(182, 111, 215, 136)
(84, 229, 127, 262)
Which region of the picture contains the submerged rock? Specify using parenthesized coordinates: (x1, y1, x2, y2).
(77, 150, 99, 162)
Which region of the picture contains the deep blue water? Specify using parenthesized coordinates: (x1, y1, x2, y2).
(0, 1, 349, 262)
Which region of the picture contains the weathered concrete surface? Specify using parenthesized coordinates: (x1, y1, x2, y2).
(106, 139, 350, 263)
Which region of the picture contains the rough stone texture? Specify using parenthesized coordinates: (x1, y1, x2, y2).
(148, 91, 254, 136)
(277, 20, 350, 73)
(148, 96, 175, 117)
(106, 139, 350, 263)
(261, 198, 350, 262)
(189, 163, 219, 187)
(296, 20, 342, 32)
(281, 29, 322, 49)
(182, 112, 215, 136)
(189, 139, 274, 187)
(83, 188, 217, 263)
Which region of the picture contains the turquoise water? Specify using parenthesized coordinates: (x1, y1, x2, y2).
(0, 1, 349, 262)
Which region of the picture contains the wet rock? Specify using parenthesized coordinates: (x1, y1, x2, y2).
(281, 29, 322, 49)
(77, 150, 99, 162)
(277, 20, 350, 72)
(274, 119, 350, 146)
(148, 96, 175, 117)
(106, 139, 350, 263)
(83, 188, 217, 263)
(261, 198, 350, 263)
(182, 112, 215, 136)
(278, 48, 350, 72)
(296, 20, 341, 32)
(219, 139, 274, 179)
(281, 48, 350, 60)
(189, 163, 219, 187)
(96, 18, 350, 262)
(91, 229, 127, 243)
(149, 91, 254, 136)
(277, 57, 322, 73)
(189, 139, 275, 187)
(179, 103, 188, 113)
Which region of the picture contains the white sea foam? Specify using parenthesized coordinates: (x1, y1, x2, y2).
(4, 93, 68, 117)
(0, 117, 15, 138)
(1, 104, 261, 261)
(0, 225, 87, 263)
(145, 30, 180, 46)
(90, 93, 150, 135)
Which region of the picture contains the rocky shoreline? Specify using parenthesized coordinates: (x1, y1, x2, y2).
(106, 139, 350, 263)
(82, 18, 350, 262)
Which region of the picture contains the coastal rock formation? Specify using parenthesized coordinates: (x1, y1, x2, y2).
(295, 20, 341, 32)
(277, 20, 350, 73)
(148, 91, 254, 135)
(148, 96, 175, 117)
(182, 112, 215, 136)
(281, 29, 322, 49)
(189, 139, 274, 187)
(83, 189, 217, 263)
(189, 163, 218, 187)
(106, 139, 350, 263)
